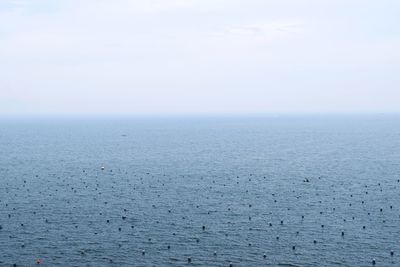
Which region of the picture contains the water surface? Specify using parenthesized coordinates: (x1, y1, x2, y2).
(0, 116, 399, 266)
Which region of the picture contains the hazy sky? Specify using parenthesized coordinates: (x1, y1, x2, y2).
(0, 0, 399, 115)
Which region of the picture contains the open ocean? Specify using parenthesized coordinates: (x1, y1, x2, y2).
(0, 115, 399, 266)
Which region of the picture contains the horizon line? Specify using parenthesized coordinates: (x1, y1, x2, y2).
(0, 111, 399, 119)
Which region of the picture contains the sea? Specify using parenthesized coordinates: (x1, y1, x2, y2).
(0, 115, 399, 266)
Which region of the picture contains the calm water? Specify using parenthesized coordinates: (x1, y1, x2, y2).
(0, 116, 400, 266)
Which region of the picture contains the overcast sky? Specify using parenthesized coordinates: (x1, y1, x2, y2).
(0, 0, 399, 115)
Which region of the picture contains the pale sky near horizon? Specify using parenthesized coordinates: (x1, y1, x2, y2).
(0, 0, 399, 115)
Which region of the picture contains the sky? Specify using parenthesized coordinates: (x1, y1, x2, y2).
(0, 0, 399, 115)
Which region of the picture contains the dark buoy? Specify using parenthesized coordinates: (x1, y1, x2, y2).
(372, 258, 376, 265)
(292, 245, 296, 250)
(188, 257, 191, 263)
(142, 250, 145, 255)
(391, 250, 394, 256)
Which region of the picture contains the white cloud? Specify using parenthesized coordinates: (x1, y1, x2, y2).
(0, 0, 399, 114)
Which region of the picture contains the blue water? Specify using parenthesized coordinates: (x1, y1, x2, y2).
(0, 115, 399, 266)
